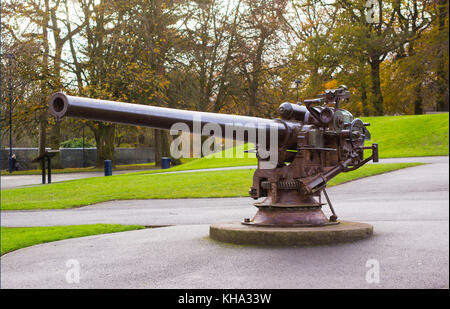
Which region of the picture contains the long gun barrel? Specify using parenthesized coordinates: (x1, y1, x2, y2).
(49, 93, 293, 143)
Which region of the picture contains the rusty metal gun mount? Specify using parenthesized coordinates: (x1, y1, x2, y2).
(249, 85, 378, 227)
(49, 85, 378, 228)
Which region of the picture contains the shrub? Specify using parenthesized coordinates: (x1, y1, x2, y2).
(60, 137, 96, 148)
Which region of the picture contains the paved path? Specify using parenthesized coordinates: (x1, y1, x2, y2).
(1, 156, 446, 190)
(1, 157, 448, 288)
(0, 169, 147, 190)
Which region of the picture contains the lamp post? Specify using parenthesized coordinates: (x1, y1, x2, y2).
(7, 53, 15, 173)
(82, 126, 86, 167)
(295, 79, 301, 104)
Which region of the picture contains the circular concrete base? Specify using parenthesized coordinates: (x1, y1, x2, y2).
(210, 221, 373, 246)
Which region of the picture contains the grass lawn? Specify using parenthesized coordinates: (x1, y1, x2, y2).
(131, 143, 257, 176)
(1, 162, 422, 210)
(362, 113, 449, 158)
(1, 224, 145, 255)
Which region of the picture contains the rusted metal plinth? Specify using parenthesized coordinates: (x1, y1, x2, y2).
(210, 221, 373, 246)
(243, 206, 337, 227)
(244, 189, 337, 227)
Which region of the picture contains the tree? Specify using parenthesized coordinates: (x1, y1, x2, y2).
(64, 0, 173, 166)
(129, 0, 183, 165)
(282, 0, 341, 98)
(434, 0, 449, 111)
(379, 1, 448, 114)
(232, 0, 288, 117)
(178, 0, 242, 114)
(1, 0, 53, 156)
(335, 0, 432, 115)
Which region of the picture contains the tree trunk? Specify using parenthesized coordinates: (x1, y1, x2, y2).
(93, 124, 115, 168)
(38, 111, 48, 157)
(370, 59, 384, 116)
(38, 0, 50, 158)
(413, 83, 423, 114)
(248, 35, 265, 116)
(150, 0, 170, 166)
(154, 129, 162, 167)
(161, 130, 170, 158)
(436, 0, 449, 111)
(48, 121, 62, 168)
(154, 129, 171, 166)
(361, 84, 369, 116)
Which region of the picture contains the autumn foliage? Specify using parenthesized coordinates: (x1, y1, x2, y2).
(1, 0, 448, 165)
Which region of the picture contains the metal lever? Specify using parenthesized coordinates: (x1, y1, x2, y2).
(322, 188, 338, 222)
(372, 143, 379, 162)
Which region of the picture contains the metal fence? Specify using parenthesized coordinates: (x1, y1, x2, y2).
(1, 147, 155, 170)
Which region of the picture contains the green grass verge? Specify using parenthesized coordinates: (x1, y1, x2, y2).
(1, 162, 422, 210)
(128, 143, 257, 176)
(362, 113, 449, 158)
(1, 224, 145, 255)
